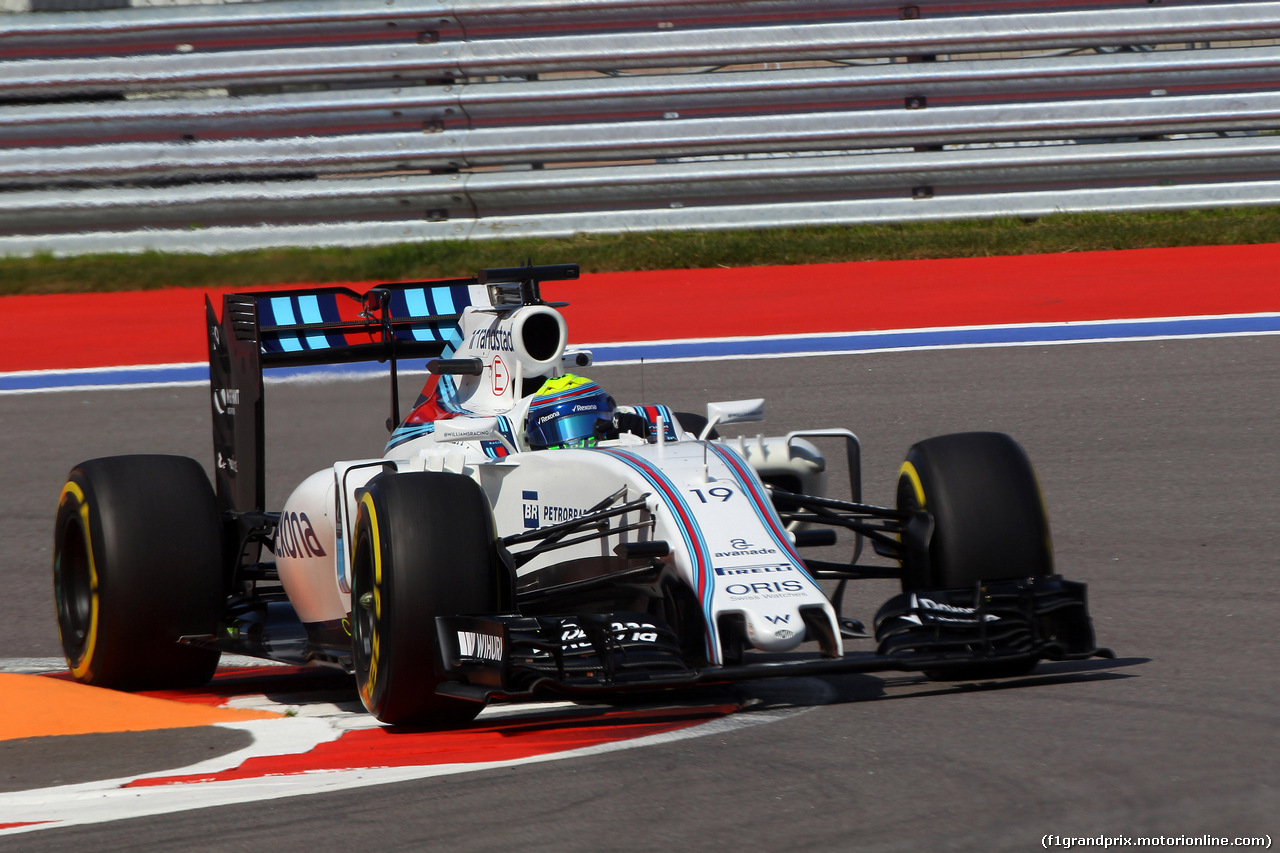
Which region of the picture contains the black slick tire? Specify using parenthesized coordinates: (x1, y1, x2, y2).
(350, 471, 503, 727)
(53, 455, 223, 690)
(895, 432, 1053, 680)
(897, 431, 1052, 592)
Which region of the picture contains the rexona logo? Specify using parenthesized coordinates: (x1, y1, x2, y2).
(457, 631, 504, 662)
(275, 511, 326, 559)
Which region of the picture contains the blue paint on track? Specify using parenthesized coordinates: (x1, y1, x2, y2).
(587, 314, 1280, 363)
(5, 314, 1279, 393)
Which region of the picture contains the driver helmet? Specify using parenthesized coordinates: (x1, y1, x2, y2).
(525, 374, 615, 450)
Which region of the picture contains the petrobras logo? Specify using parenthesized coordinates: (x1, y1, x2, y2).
(542, 505, 584, 523)
(910, 594, 1000, 624)
(559, 619, 660, 651)
(610, 619, 660, 644)
(522, 490, 539, 529)
(456, 630, 504, 662)
(521, 490, 584, 527)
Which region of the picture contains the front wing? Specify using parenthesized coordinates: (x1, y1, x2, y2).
(435, 576, 1112, 703)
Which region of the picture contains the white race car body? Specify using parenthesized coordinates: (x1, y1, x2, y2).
(53, 263, 1105, 724)
(60, 260, 1101, 725)
(269, 264, 844, 670)
(279, 434, 839, 667)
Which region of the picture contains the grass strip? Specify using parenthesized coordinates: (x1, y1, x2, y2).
(3, 207, 1279, 296)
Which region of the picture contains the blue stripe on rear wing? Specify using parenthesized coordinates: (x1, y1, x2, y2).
(239, 280, 477, 367)
(207, 264, 579, 515)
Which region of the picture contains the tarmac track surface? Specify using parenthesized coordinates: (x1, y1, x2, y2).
(2, 336, 1278, 851)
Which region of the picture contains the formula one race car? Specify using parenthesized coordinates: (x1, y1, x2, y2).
(53, 263, 1110, 726)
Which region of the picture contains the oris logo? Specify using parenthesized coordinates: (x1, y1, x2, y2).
(725, 580, 805, 596)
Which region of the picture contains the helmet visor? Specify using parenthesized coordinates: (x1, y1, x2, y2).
(533, 411, 608, 449)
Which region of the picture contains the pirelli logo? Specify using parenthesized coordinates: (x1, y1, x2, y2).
(456, 630, 504, 662)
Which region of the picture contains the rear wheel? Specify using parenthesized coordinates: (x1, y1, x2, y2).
(53, 455, 223, 690)
(895, 432, 1052, 679)
(351, 472, 504, 727)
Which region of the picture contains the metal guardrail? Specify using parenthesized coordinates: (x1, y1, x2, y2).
(9, 5, 1280, 97)
(5, 92, 1280, 183)
(6, 180, 1279, 258)
(1, 0, 1279, 256)
(9, 0, 1269, 58)
(4, 46, 1280, 145)
(5, 137, 1279, 233)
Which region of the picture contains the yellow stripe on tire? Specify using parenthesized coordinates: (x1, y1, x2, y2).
(358, 491, 383, 704)
(59, 481, 100, 682)
(898, 461, 927, 509)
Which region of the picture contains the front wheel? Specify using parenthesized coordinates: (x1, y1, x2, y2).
(53, 455, 223, 690)
(350, 472, 505, 727)
(897, 431, 1052, 592)
(894, 432, 1053, 680)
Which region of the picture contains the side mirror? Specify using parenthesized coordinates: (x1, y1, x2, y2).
(701, 398, 765, 440)
(433, 417, 517, 454)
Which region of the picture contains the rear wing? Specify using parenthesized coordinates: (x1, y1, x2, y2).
(206, 264, 578, 515)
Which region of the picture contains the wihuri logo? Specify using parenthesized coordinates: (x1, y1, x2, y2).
(457, 631, 503, 661)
